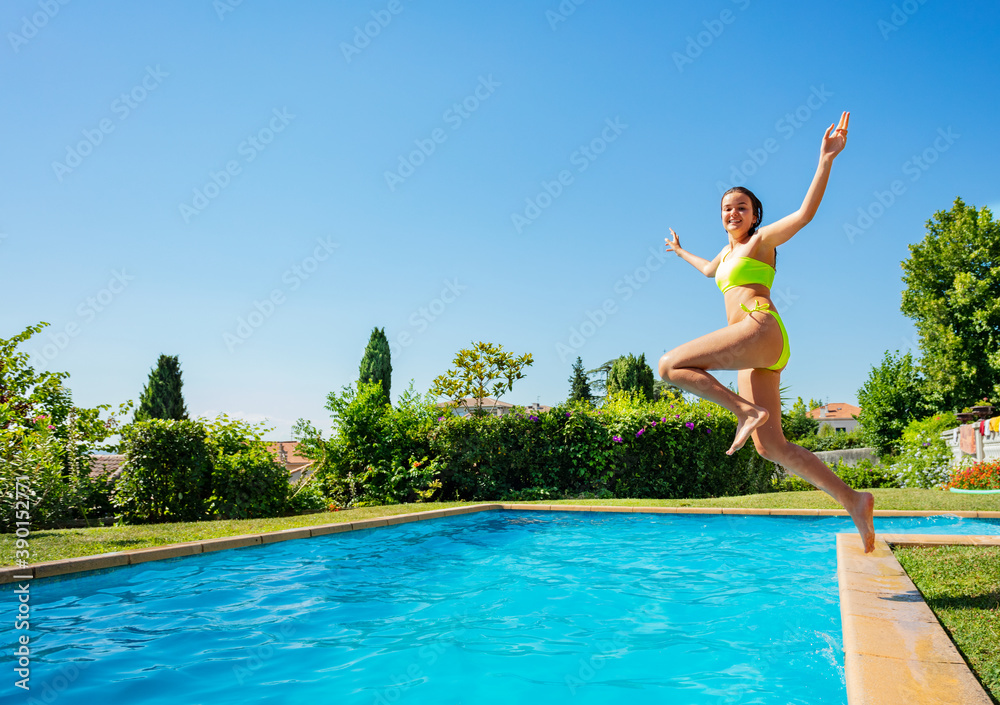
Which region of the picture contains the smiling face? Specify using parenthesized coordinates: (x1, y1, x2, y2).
(721, 191, 757, 239)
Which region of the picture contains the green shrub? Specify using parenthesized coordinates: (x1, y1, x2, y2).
(886, 413, 958, 489)
(772, 458, 900, 492)
(796, 426, 865, 452)
(428, 392, 776, 501)
(310, 381, 440, 506)
(114, 419, 212, 523)
(287, 481, 328, 513)
(204, 416, 288, 519)
(834, 458, 900, 489)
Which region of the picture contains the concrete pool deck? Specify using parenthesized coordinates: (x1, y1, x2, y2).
(4, 503, 999, 704)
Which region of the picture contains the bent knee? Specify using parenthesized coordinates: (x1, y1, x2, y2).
(754, 438, 790, 463)
(658, 352, 680, 381)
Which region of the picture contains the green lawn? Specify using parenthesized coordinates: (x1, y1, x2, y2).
(2, 489, 997, 566)
(894, 545, 1000, 703)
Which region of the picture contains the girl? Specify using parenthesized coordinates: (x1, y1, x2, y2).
(659, 112, 875, 552)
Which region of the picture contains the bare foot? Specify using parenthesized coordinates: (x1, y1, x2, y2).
(846, 491, 876, 553)
(726, 405, 768, 455)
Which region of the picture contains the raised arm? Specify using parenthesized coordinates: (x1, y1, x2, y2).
(759, 111, 849, 248)
(665, 227, 723, 277)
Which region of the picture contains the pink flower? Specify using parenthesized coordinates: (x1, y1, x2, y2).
(685, 422, 694, 430)
(612, 435, 622, 443)
(636, 428, 644, 437)
(651, 421, 657, 427)
(47, 425, 54, 430)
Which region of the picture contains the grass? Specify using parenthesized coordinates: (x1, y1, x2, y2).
(0, 502, 471, 566)
(2, 489, 997, 566)
(894, 545, 1000, 703)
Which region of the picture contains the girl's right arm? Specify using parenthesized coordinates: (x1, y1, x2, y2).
(665, 228, 722, 277)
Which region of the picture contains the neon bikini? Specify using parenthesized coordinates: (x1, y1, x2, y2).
(715, 250, 790, 371)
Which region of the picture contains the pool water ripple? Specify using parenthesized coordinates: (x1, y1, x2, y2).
(3, 511, 997, 704)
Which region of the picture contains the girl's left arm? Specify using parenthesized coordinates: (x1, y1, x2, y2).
(759, 111, 850, 248)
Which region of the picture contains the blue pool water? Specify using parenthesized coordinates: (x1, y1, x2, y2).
(4, 511, 999, 704)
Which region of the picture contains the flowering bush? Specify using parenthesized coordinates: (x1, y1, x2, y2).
(428, 390, 775, 501)
(887, 412, 959, 489)
(945, 459, 1000, 490)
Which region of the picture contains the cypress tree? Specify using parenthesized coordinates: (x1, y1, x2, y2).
(567, 357, 593, 403)
(359, 327, 392, 401)
(134, 354, 189, 422)
(606, 353, 655, 400)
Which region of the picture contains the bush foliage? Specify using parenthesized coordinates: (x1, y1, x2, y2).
(885, 412, 959, 489)
(296, 385, 776, 506)
(113, 416, 292, 524)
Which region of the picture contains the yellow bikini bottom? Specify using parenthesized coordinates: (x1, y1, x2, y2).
(740, 299, 790, 371)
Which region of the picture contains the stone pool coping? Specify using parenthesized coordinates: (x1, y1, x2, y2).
(3, 503, 999, 704)
(837, 532, 999, 705)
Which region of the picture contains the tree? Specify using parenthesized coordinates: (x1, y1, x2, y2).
(782, 396, 819, 442)
(359, 327, 392, 402)
(567, 357, 593, 404)
(586, 359, 616, 398)
(1, 323, 128, 529)
(856, 350, 933, 456)
(901, 199, 1000, 409)
(606, 353, 655, 400)
(135, 355, 188, 422)
(431, 341, 533, 413)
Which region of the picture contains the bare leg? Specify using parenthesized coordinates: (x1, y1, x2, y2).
(659, 312, 782, 454)
(738, 368, 876, 553)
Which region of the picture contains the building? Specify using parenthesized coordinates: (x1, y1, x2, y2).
(265, 441, 316, 483)
(806, 403, 860, 433)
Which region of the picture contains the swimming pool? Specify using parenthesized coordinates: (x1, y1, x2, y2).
(5, 511, 998, 704)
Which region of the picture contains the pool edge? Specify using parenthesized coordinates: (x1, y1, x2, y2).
(837, 532, 999, 705)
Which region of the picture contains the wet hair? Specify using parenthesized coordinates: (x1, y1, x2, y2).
(721, 186, 764, 238)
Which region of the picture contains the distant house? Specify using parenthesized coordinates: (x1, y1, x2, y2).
(89, 454, 126, 482)
(807, 403, 860, 433)
(265, 441, 316, 483)
(436, 398, 550, 417)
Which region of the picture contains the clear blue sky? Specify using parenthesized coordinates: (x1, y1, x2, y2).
(3, 0, 997, 438)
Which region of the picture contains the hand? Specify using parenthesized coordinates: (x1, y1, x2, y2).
(820, 111, 849, 160)
(665, 227, 682, 255)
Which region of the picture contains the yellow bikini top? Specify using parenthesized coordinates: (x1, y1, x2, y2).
(715, 250, 775, 293)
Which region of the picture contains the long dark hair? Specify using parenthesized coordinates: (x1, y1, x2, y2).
(722, 186, 764, 238)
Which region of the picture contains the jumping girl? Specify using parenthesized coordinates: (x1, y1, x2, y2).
(658, 112, 875, 552)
